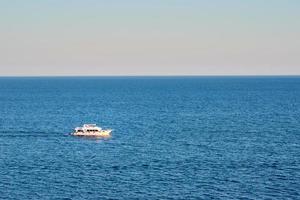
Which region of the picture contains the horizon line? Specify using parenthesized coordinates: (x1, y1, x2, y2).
(0, 74, 299, 78)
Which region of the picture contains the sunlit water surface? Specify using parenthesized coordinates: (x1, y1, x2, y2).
(0, 77, 299, 199)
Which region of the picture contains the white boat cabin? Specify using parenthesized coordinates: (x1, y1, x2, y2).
(75, 124, 102, 133)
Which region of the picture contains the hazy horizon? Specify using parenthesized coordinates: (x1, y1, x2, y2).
(1, 0, 300, 76)
(1, 74, 300, 77)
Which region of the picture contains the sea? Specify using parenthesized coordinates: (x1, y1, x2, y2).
(0, 76, 299, 199)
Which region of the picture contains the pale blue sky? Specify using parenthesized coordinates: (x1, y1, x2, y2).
(0, 0, 299, 75)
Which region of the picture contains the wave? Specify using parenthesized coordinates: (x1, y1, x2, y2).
(0, 130, 69, 137)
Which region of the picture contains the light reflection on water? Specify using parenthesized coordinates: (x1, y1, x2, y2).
(0, 77, 299, 199)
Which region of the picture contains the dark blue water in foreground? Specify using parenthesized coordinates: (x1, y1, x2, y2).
(0, 76, 299, 199)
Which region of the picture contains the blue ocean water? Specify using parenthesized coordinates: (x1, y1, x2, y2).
(0, 76, 299, 199)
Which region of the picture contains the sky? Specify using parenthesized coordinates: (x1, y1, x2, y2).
(0, 0, 299, 76)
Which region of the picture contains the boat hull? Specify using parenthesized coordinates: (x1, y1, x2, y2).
(72, 130, 112, 137)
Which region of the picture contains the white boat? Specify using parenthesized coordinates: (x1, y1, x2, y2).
(72, 124, 112, 137)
